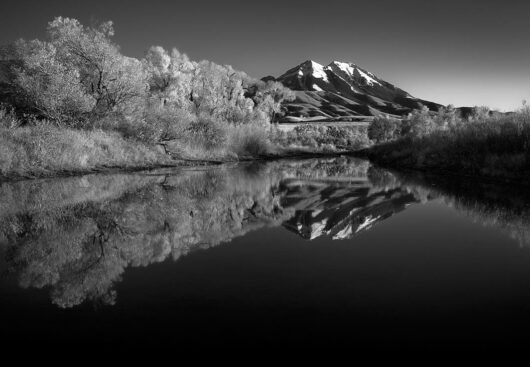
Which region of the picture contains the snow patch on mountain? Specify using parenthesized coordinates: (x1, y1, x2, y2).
(328, 61, 381, 86)
(331, 61, 355, 76)
(310, 61, 329, 82)
(357, 68, 381, 86)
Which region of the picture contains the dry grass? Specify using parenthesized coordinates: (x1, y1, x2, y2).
(0, 125, 174, 177)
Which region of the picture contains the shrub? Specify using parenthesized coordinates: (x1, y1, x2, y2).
(183, 116, 228, 150)
(433, 104, 460, 129)
(402, 106, 437, 138)
(275, 124, 370, 151)
(368, 116, 401, 143)
(0, 105, 21, 128)
(228, 123, 271, 157)
(366, 103, 530, 181)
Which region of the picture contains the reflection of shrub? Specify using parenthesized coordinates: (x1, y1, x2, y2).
(367, 166, 399, 189)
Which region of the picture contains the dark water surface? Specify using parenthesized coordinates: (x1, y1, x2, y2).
(2, 157, 530, 350)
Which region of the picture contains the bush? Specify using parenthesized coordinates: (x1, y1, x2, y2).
(368, 116, 401, 143)
(84, 106, 196, 144)
(0, 105, 21, 128)
(228, 123, 271, 157)
(402, 106, 437, 138)
(274, 124, 370, 151)
(366, 103, 530, 181)
(183, 116, 228, 150)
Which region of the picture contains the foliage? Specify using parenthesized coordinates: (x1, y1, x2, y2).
(368, 115, 401, 143)
(183, 115, 228, 150)
(228, 123, 272, 157)
(46, 17, 148, 116)
(273, 124, 370, 152)
(11, 39, 95, 122)
(4, 18, 148, 123)
(142, 45, 294, 126)
(366, 104, 530, 181)
(0, 105, 22, 128)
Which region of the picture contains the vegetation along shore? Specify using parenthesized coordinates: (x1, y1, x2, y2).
(0, 17, 369, 179)
(0, 17, 527, 182)
(362, 104, 530, 184)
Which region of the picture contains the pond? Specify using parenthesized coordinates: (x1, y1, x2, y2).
(1, 157, 530, 349)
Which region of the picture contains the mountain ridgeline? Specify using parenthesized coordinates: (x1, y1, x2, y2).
(264, 60, 442, 120)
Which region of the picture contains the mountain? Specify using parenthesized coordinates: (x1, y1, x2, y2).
(266, 60, 442, 121)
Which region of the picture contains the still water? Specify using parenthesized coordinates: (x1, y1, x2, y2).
(1, 157, 530, 349)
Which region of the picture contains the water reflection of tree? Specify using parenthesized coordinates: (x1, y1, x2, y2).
(2, 157, 530, 308)
(0, 165, 293, 308)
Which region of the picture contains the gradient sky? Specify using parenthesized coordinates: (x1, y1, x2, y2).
(1, 0, 528, 110)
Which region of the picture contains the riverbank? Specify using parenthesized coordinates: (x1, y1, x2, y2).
(0, 126, 363, 181)
(0, 125, 182, 180)
(358, 105, 530, 185)
(0, 117, 370, 180)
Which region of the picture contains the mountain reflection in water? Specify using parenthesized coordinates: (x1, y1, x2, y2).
(0, 156, 529, 308)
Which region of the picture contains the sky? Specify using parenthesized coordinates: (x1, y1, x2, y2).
(1, 0, 528, 111)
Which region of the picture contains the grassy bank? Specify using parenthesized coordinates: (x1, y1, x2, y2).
(363, 105, 530, 183)
(0, 104, 371, 179)
(0, 125, 177, 178)
(0, 123, 370, 179)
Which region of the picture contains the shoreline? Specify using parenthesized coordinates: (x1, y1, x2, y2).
(3, 145, 529, 190)
(351, 149, 530, 188)
(0, 149, 357, 183)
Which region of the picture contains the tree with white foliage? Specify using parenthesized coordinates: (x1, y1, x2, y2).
(47, 17, 148, 115)
(12, 39, 95, 122)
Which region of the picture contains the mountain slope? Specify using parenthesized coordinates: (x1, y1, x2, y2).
(266, 60, 442, 120)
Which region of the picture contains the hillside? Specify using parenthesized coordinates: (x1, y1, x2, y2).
(266, 60, 442, 121)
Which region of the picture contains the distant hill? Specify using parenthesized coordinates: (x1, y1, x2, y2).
(265, 60, 443, 121)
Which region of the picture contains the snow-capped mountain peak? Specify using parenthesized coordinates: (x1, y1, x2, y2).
(267, 58, 442, 119)
(326, 60, 381, 86)
(309, 60, 329, 82)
